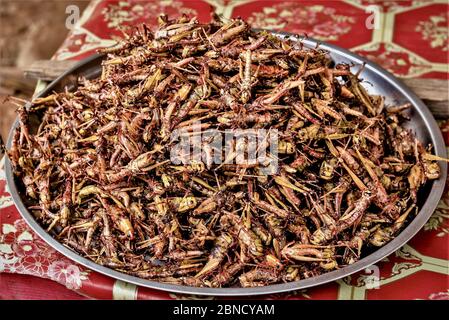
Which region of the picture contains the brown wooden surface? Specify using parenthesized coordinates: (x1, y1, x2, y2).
(401, 78, 448, 119)
(24, 59, 449, 118)
(24, 60, 81, 81)
(0, 67, 36, 96)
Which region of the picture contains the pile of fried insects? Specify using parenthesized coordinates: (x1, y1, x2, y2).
(7, 15, 446, 288)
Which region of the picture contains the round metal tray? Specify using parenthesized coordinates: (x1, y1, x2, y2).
(5, 33, 447, 296)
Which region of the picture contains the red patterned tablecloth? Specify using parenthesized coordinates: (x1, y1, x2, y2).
(1, 0, 448, 300)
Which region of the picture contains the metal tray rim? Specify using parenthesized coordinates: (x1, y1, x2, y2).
(4, 33, 447, 296)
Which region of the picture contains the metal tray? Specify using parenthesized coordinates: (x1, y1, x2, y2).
(5, 33, 448, 296)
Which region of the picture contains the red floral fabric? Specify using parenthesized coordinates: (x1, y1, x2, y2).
(1, 0, 448, 300)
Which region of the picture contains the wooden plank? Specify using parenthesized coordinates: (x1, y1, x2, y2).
(402, 78, 448, 119)
(23, 60, 449, 118)
(402, 78, 448, 102)
(24, 59, 78, 81)
(0, 66, 37, 96)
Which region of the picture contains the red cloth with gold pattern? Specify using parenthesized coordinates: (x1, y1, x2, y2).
(1, 0, 448, 300)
